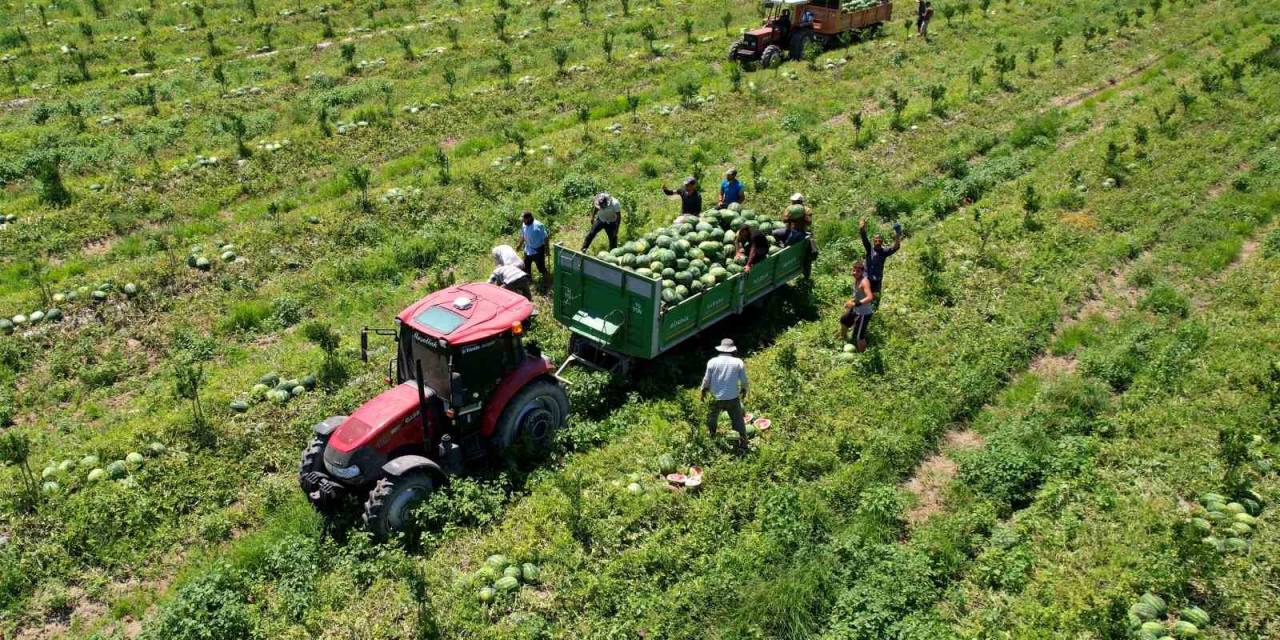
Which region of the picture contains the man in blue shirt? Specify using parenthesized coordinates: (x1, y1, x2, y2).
(517, 211, 551, 291)
(717, 167, 745, 209)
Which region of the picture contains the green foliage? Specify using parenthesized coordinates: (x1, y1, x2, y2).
(1139, 282, 1189, 317)
(142, 565, 252, 640)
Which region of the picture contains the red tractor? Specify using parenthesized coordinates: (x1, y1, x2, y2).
(298, 283, 569, 537)
(728, 0, 892, 69)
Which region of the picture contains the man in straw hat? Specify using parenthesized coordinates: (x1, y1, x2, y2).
(700, 338, 750, 451)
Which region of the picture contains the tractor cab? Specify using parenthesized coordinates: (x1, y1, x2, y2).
(390, 283, 535, 421)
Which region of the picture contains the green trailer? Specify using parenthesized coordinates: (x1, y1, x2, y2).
(552, 240, 811, 372)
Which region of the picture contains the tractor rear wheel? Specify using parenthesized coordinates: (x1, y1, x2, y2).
(495, 380, 570, 461)
(761, 45, 783, 69)
(363, 471, 435, 539)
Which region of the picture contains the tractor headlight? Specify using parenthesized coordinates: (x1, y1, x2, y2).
(327, 462, 362, 480)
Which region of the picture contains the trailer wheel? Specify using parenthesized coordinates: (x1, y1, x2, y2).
(761, 45, 783, 69)
(363, 471, 434, 539)
(496, 380, 569, 460)
(790, 30, 816, 59)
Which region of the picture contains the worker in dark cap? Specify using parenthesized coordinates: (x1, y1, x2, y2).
(663, 176, 703, 224)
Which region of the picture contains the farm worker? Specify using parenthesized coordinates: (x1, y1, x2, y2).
(916, 0, 927, 33)
(489, 245, 531, 299)
(743, 229, 771, 271)
(517, 211, 552, 291)
(801, 8, 815, 26)
(784, 193, 812, 233)
(838, 260, 876, 352)
(918, 1, 934, 40)
(582, 192, 622, 252)
(733, 225, 753, 259)
(718, 167, 745, 209)
(700, 338, 750, 451)
(663, 177, 702, 223)
(859, 217, 902, 298)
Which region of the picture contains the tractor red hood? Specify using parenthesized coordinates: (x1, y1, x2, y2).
(398, 282, 532, 346)
(747, 27, 773, 37)
(328, 382, 427, 453)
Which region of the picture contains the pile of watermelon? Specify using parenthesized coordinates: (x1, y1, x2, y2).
(40, 442, 166, 495)
(473, 554, 540, 604)
(592, 203, 789, 310)
(187, 243, 238, 271)
(1126, 592, 1210, 639)
(1, 282, 143, 336)
(1192, 490, 1264, 555)
(232, 372, 316, 411)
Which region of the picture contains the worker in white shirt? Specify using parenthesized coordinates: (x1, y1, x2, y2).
(489, 245, 531, 299)
(700, 338, 750, 451)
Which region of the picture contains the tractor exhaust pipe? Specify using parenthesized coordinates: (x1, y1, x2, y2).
(360, 327, 369, 362)
(414, 359, 430, 442)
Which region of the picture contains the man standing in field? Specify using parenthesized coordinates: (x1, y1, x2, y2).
(718, 168, 745, 209)
(517, 211, 551, 292)
(582, 192, 622, 252)
(701, 339, 750, 451)
(839, 260, 876, 352)
(918, 1, 934, 41)
(860, 217, 902, 300)
(663, 177, 703, 223)
(784, 193, 812, 233)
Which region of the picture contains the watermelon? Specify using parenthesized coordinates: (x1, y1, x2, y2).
(52, 292, 66, 303)
(250, 383, 269, 400)
(1225, 502, 1245, 514)
(661, 289, 678, 304)
(699, 273, 716, 287)
(661, 268, 676, 279)
(42, 465, 57, 479)
(674, 271, 692, 286)
(1140, 593, 1167, 616)
(87, 468, 106, 482)
(91, 290, 108, 302)
(1201, 492, 1227, 504)
(186, 254, 199, 268)
(1230, 522, 1252, 536)
(123, 283, 139, 297)
(626, 482, 643, 494)
(267, 389, 290, 403)
(230, 399, 250, 413)
(57, 459, 75, 472)
(260, 372, 281, 386)
(676, 258, 690, 270)
(106, 460, 127, 479)
(477, 587, 496, 603)
(495, 576, 520, 592)
(12, 314, 26, 325)
(42, 481, 60, 494)
(1242, 498, 1262, 516)
(1131, 602, 1160, 622)
(675, 285, 689, 298)
(147, 442, 167, 456)
(485, 554, 508, 569)
(503, 565, 522, 580)
(658, 454, 676, 474)
(45, 308, 62, 321)
(80, 454, 100, 467)
(195, 257, 211, 270)
(1233, 512, 1256, 526)
(0, 318, 13, 335)
(1225, 537, 1248, 552)
(1180, 606, 1210, 626)
(28, 310, 44, 323)
(1138, 621, 1166, 638)
(655, 235, 673, 248)
(1201, 536, 1223, 551)
(521, 563, 540, 584)
(301, 375, 317, 390)
(126, 452, 145, 466)
(1171, 621, 1199, 637)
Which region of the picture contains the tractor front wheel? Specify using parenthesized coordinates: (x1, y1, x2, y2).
(299, 435, 345, 513)
(727, 42, 741, 62)
(495, 380, 570, 461)
(761, 45, 783, 69)
(363, 471, 435, 539)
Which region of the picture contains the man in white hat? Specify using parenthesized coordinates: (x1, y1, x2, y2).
(582, 191, 622, 252)
(784, 192, 812, 233)
(700, 338, 750, 450)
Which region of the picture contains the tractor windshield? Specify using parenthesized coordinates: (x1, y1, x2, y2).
(400, 325, 453, 402)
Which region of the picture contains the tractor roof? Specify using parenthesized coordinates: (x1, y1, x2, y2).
(398, 282, 533, 346)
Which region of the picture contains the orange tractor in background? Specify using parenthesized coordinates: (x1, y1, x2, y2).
(728, 0, 893, 68)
